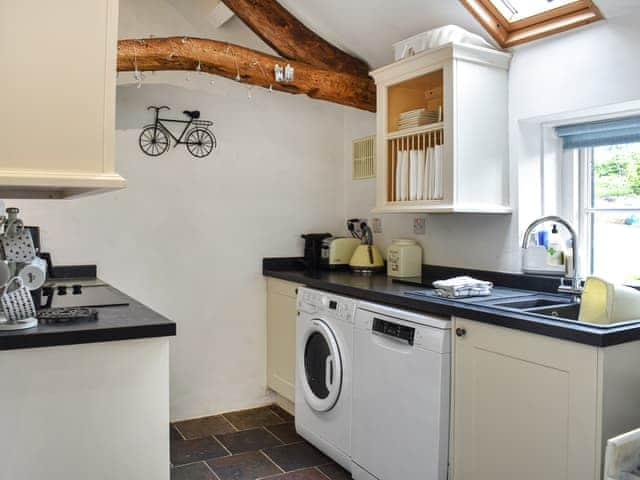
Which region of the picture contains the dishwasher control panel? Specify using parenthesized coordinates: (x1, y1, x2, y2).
(372, 317, 415, 345)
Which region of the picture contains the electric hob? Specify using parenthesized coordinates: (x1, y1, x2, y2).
(39, 279, 130, 310)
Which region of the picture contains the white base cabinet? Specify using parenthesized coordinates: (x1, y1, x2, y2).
(0, 339, 169, 480)
(266, 278, 302, 402)
(451, 317, 640, 480)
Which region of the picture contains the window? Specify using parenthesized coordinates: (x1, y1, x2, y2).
(577, 144, 640, 285)
(491, 0, 583, 22)
(461, 0, 603, 48)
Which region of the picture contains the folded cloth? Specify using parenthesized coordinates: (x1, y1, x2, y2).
(435, 286, 492, 298)
(433, 276, 493, 298)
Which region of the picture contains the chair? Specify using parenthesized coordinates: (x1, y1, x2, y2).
(605, 428, 640, 479)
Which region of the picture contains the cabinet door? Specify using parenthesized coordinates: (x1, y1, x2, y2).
(0, 0, 123, 197)
(266, 279, 301, 402)
(451, 318, 599, 480)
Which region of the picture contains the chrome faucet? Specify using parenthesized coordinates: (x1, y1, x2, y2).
(521, 215, 582, 297)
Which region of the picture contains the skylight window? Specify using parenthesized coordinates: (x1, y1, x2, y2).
(491, 0, 580, 22)
(461, 0, 603, 48)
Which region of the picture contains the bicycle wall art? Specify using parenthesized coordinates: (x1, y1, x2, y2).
(139, 106, 217, 158)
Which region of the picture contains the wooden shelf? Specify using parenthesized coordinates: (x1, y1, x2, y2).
(373, 202, 513, 214)
(387, 69, 443, 135)
(385, 122, 444, 140)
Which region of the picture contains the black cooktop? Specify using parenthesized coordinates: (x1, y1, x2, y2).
(40, 283, 130, 310)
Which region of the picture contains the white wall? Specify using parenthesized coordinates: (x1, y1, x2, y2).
(343, 11, 640, 274)
(511, 12, 640, 234)
(11, 0, 347, 421)
(9, 1, 640, 419)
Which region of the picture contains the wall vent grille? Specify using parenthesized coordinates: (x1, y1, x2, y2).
(352, 135, 376, 180)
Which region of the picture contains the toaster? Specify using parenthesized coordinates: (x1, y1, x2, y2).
(320, 237, 361, 269)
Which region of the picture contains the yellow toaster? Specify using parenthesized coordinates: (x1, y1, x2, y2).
(321, 237, 361, 269)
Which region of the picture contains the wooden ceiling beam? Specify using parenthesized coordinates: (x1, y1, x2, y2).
(117, 37, 376, 112)
(220, 0, 370, 78)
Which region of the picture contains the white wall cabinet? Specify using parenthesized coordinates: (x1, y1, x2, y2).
(451, 317, 640, 480)
(370, 43, 511, 213)
(0, 0, 125, 199)
(266, 278, 302, 402)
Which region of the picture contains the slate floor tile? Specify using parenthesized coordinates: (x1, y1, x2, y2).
(171, 461, 217, 480)
(171, 437, 229, 466)
(175, 415, 236, 439)
(264, 468, 328, 479)
(264, 423, 303, 445)
(216, 427, 283, 454)
(206, 451, 282, 480)
(171, 425, 184, 441)
(224, 406, 285, 430)
(318, 463, 352, 480)
(270, 405, 294, 422)
(262, 442, 331, 472)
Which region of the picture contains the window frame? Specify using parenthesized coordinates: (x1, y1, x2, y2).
(460, 0, 604, 48)
(574, 146, 640, 280)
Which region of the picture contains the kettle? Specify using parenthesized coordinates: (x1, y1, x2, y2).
(348, 220, 384, 274)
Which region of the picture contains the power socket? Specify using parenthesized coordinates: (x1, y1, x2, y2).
(372, 217, 382, 234)
(413, 217, 426, 235)
(347, 218, 368, 236)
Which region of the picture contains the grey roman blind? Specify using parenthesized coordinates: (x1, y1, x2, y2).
(555, 115, 640, 149)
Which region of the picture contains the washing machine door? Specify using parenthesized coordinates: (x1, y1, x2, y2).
(299, 318, 343, 412)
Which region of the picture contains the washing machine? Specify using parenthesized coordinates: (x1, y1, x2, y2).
(295, 287, 356, 471)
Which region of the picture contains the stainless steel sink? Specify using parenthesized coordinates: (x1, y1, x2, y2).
(489, 297, 572, 310)
(482, 294, 581, 322)
(530, 304, 580, 321)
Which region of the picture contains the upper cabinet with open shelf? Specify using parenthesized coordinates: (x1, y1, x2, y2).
(371, 42, 512, 214)
(0, 0, 125, 199)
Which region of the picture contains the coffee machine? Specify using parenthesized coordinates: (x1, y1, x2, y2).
(301, 233, 331, 271)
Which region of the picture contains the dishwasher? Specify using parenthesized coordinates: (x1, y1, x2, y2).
(351, 301, 451, 480)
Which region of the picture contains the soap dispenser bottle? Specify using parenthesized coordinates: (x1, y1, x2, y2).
(547, 224, 564, 266)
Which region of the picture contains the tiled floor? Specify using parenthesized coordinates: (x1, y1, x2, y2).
(171, 405, 352, 480)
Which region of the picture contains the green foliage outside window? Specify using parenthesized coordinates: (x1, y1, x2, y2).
(594, 144, 640, 200)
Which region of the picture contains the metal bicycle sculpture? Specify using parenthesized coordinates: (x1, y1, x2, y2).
(139, 106, 217, 158)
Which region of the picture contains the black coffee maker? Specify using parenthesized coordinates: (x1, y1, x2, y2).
(301, 233, 331, 271)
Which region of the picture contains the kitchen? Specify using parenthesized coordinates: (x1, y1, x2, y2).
(1, 0, 640, 479)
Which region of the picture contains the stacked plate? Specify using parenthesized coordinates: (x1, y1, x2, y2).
(397, 108, 440, 130)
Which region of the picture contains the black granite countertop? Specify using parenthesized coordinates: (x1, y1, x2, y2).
(263, 258, 640, 347)
(0, 287, 176, 351)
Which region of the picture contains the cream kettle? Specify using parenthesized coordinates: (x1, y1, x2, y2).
(347, 220, 384, 273)
(349, 244, 384, 273)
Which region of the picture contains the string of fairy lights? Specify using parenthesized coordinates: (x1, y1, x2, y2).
(126, 36, 294, 100)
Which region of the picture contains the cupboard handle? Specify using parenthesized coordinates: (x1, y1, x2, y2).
(456, 328, 466, 337)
